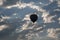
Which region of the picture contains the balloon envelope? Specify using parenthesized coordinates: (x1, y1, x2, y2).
(30, 14, 38, 23)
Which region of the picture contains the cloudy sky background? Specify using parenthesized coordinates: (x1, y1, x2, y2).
(0, 0, 60, 40)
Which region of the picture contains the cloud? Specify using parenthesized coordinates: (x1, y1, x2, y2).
(5, 4, 19, 9)
(58, 17, 60, 24)
(0, 16, 11, 22)
(0, 0, 4, 6)
(42, 12, 56, 23)
(47, 28, 57, 38)
(0, 0, 60, 40)
(22, 14, 30, 21)
(47, 28, 60, 39)
(0, 25, 8, 31)
(2, 16, 11, 19)
(49, 0, 54, 2)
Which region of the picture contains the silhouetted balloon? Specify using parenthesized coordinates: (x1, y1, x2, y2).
(30, 14, 38, 23)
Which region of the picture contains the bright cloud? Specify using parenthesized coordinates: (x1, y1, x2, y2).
(2, 16, 11, 19)
(0, 25, 8, 31)
(47, 28, 57, 38)
(23, 14, 30, 21)
(42, 12, 56, 23)
(47, 28, 60, 38)
(0, 0, 3, 6)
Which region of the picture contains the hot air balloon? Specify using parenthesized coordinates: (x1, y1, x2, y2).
(30, 14, 38, 23)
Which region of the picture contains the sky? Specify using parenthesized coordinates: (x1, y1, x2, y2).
(0, 0, 60, 40)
